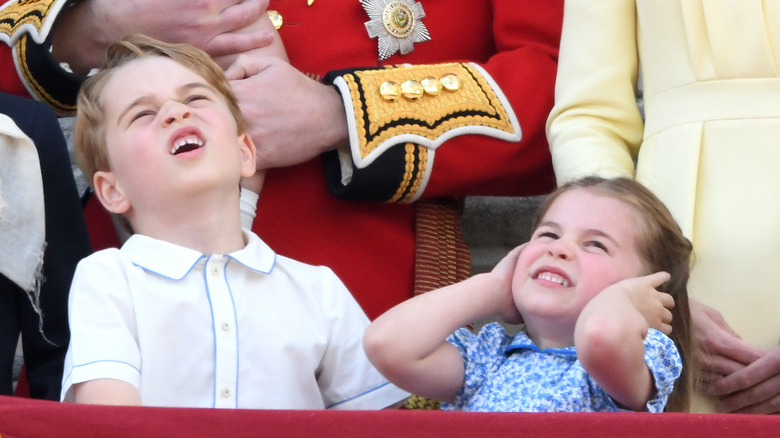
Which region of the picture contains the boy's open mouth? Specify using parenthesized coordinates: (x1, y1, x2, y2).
(171, 134, 204, 155)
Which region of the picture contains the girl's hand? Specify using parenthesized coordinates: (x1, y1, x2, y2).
(489, 244, 525, 324)
(599, 271, 674, 335)
(576, 271, 673, 411)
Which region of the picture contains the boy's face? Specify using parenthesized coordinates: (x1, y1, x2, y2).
(512, 188, 647, 338)
(94, 56, 255, 215)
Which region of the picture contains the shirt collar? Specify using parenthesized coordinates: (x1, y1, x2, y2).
(504, 331, 577, 357)
(121, 230, 277, 280)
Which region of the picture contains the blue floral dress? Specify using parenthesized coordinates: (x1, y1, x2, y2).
(442, 323, 681, 412)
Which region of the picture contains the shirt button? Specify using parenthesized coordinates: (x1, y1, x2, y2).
(221, 387, 231, 398)
(210, 266, 219, 277)
(221, 322, 231, 332)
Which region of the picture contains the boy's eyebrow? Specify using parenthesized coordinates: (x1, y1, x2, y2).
(117, 82, 215, 124)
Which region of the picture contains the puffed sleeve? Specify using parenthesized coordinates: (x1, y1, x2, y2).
(322, 2, 563, 202)
(546, 0, 644, 185)
(0, 0, 83, 114)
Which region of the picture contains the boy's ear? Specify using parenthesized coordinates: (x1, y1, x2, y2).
(93, 170, 131, 214)
(238, 132, 257, 178)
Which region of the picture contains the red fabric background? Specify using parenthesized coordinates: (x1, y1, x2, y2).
(0, 396, 775, 438)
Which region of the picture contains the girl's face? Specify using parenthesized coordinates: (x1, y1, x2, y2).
(512, 188, 647, 344)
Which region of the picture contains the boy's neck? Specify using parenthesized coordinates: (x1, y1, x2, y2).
(128, 189, 246, 255)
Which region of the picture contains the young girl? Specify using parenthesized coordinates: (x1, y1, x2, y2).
(364, 177, 693, 412)
(546, 1, 780, 414)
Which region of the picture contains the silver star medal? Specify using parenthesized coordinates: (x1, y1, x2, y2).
(361, 0, 431, 61)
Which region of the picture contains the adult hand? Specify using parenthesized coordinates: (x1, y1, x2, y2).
(227, 56, 349, 170)
(706, 345, 780, 414)
(53, 0, 273, 74)
(690, 299, 765, 383)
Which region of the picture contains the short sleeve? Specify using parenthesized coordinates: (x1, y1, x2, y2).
(314, 267, 409, 409)
(643, 328, 683, 413)
(61, 250, 142, 401)
(445, 323, 513, 409)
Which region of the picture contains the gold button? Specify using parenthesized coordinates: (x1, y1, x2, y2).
(421, 77, 441, 96)
(267, 10, 283, 30)
(401, 80, 423, 100)
(380, 81, 401, 101)
(441, 73, 460, 91)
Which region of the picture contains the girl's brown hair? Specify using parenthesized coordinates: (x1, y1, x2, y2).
(534, 176, 694, 412)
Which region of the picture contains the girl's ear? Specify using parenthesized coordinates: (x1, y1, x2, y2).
(238, 132, 257, 179)
(93, 170, 131, 214)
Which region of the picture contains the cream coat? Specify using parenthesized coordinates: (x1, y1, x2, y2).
(547, 0, 780, 412)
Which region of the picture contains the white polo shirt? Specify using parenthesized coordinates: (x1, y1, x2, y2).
(61, 231, 408, 409)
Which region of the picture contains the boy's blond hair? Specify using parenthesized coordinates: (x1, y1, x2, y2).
(74, 34, 248, 186)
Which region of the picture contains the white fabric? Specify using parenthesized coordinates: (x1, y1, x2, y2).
(0, 114, 45, 295)
(61, 231, 409, 409)
(238, 187, 258, 231)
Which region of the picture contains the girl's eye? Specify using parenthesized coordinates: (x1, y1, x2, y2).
(585, 241, 608, 251)
(535, 231, 559, 240)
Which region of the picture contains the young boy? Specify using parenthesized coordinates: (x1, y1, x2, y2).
(60, 34, 409, 409)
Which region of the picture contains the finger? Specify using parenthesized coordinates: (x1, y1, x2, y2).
(698, 352, 747, 379)
(491, 244, 526, 278)
(713, 354, 780, 394)
(717, 374, 780, 413)
(205, 30, 276, 57)
(707, 309, 743, 340)
(214, 0, 267, 34)
(224, 56, 269, 80)
(729, 394, 780, 415)
(658, 292, 675, 309)
(225, 64, 249, 81)
(718, 337, 767, 367)
(697, 369, 727, 384)
(697, 325, 766, 366)
(506, 243, 527, 260)
(644, 271, 671, 288)
(657, 322, 672, 336)
(692, 299, 744, 340)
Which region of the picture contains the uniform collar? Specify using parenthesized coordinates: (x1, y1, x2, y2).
(504, 331, 577, 357)
(121, 230, 277, 280)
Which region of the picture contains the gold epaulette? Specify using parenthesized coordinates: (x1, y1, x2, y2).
(330, 62, 521, 170)
(0, 0, 69, 45)
(1, 0, 81, 114)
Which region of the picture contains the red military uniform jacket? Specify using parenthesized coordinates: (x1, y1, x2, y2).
(1, 0, 562, 319)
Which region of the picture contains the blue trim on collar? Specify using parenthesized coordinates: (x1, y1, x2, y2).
(504, 331, 577, 357)
(122, 231, 277, 280)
